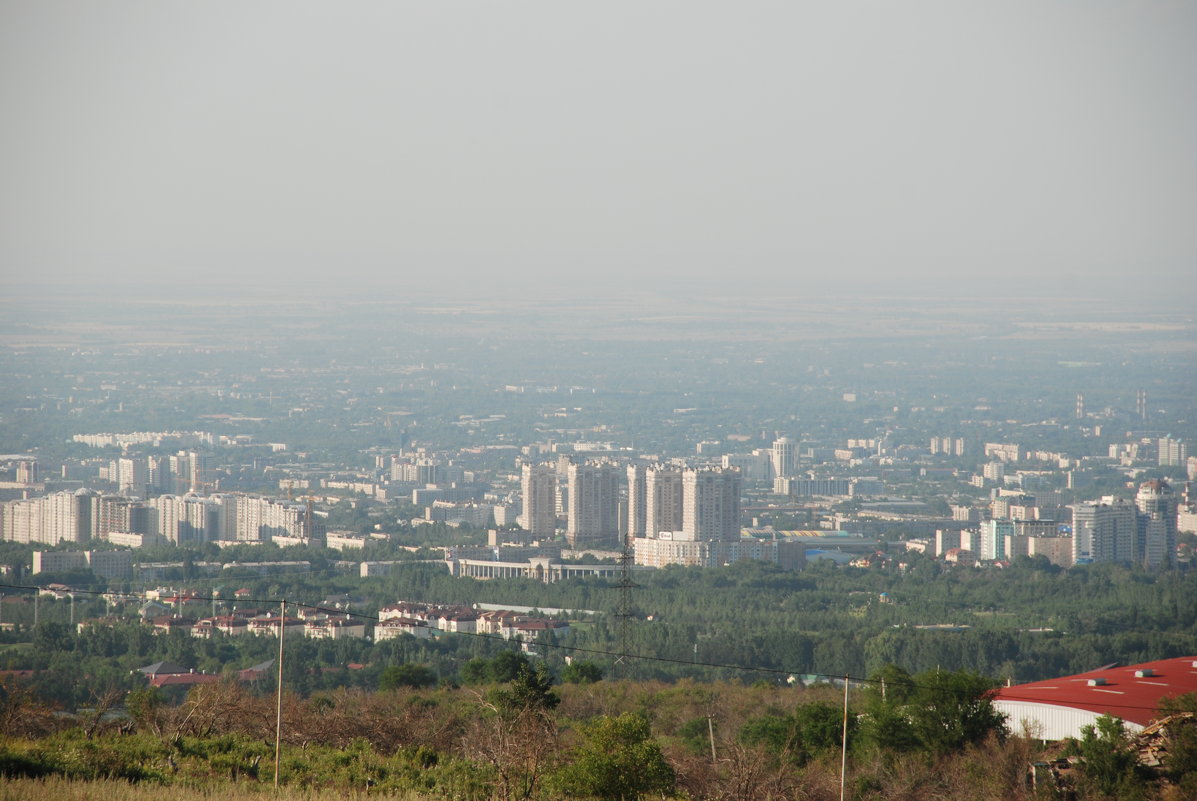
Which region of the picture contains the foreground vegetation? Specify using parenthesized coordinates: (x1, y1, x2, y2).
(3, 657, 1195, 801)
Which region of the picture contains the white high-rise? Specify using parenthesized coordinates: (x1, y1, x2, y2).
(1071, 500, 1138, 564)
(1136, 480, 1178, 568)
(682, 467, 742, 542)
(771, 437, 795, 480)
(520, 463, 557, 540)
(566, 459, 620, 548)
(0, 490, 99, 545)
(646, 465, 685, 537)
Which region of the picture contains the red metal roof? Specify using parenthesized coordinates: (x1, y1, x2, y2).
(994, 656, 1197, 727)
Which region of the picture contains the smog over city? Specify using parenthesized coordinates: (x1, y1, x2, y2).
(1, 3, 1196, 800)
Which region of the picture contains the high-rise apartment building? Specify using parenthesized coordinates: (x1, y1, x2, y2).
(0, 489, 99, 545)
(15, 460, 39, 484)
(1136, 479, 1178, 568)
(771, 438, 796, 480)
(930, 436, 966, 456)
(984, 443, 1021, 462)
(1071, 500, 1139, 565)
(645, 465, 685, 537)
(626, 465, 647, 538)
(233, 495, 312, 543)
(682, 467, 742, 542)
(1158, 437, 1188, 467)
(113, 457, 149, 497)
(721, 450, 773, 482)
(520, 463, 557, 540)
(979, 519, 1015, 561)
(566, 459, 620, 548)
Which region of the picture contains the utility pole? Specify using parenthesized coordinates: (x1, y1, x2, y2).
(840, 675, 850, 801)
(274, 599, 286, 788)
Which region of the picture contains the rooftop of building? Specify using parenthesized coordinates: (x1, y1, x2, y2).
(993, 655, 1197, 728)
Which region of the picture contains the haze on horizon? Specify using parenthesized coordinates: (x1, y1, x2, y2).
(2, 2, 1195, 308)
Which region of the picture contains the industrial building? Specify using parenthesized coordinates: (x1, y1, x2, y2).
(993, 656, 1197, 740)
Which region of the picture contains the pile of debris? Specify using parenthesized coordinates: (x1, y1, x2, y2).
(1132, 711, 1196, 770)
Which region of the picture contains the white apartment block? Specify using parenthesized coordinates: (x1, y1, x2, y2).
(646, 465, 685, 537)
(682, 467, 742, 542)
(520, 463, 557, 539)
(566, 459, 620, 549)
(0, 490, 99, 545)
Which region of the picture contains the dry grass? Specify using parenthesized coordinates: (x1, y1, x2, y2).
(0, 776, 430, 801)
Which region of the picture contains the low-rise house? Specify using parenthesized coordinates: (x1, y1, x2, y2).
(437, 612, 478, 634)
(247, 615, 305, 636)
(320, 593, 365, 611)
(139, 600, 170, 620)
(379, 601, 433, 622)
(304, 616, 367, 640)
(137, 660, 188, 678)
(374, 616, 433, 641)
(503, 619, 570, 641)
(944, 548, 977, 566)
(151, 616, 196, 636)
(160, 592, 206, 611)
(76, 616, 123, 635)
(476, 609, 523, 635)
(191, 615, 249, 639)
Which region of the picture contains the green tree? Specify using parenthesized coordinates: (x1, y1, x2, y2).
(554, 713, 675, 801)
(908, 669, 1005, 754)
(460, 650, 531, 685)
(1072, 714, 1150, 799)
(379, 663, 437, 690)
(561, 660, 603, 684)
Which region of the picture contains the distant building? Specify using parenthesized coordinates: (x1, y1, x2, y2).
(771, 437, 796, 479)
(1158, 437, 1187, 467)
(565, 459, 620, 549)
(633, 537, 804, 570)
(32, 549, 133, 580)
(520, 463, 557, 539)
(930, 436, 965, 456)
(646, 465, 685, 537)
(979, 519, 1015, 561)
(682, 467, 742, 542)
(984, 443, 1021, 462)
(721, 450, 773, 483)
(626, 465, 647, 537)
(0, 489, 100, 545)
(1136, 479, 1179, 568)
(1071, 499, 1139, 565)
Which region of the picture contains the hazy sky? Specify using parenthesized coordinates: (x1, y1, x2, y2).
(2, 2, 1195, 304)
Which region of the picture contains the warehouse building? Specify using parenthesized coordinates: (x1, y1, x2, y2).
(994, 656, 1197, 740)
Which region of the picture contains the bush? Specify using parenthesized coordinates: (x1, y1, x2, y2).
(553, 713, 675, 801)
(380, 663, 438, 690)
